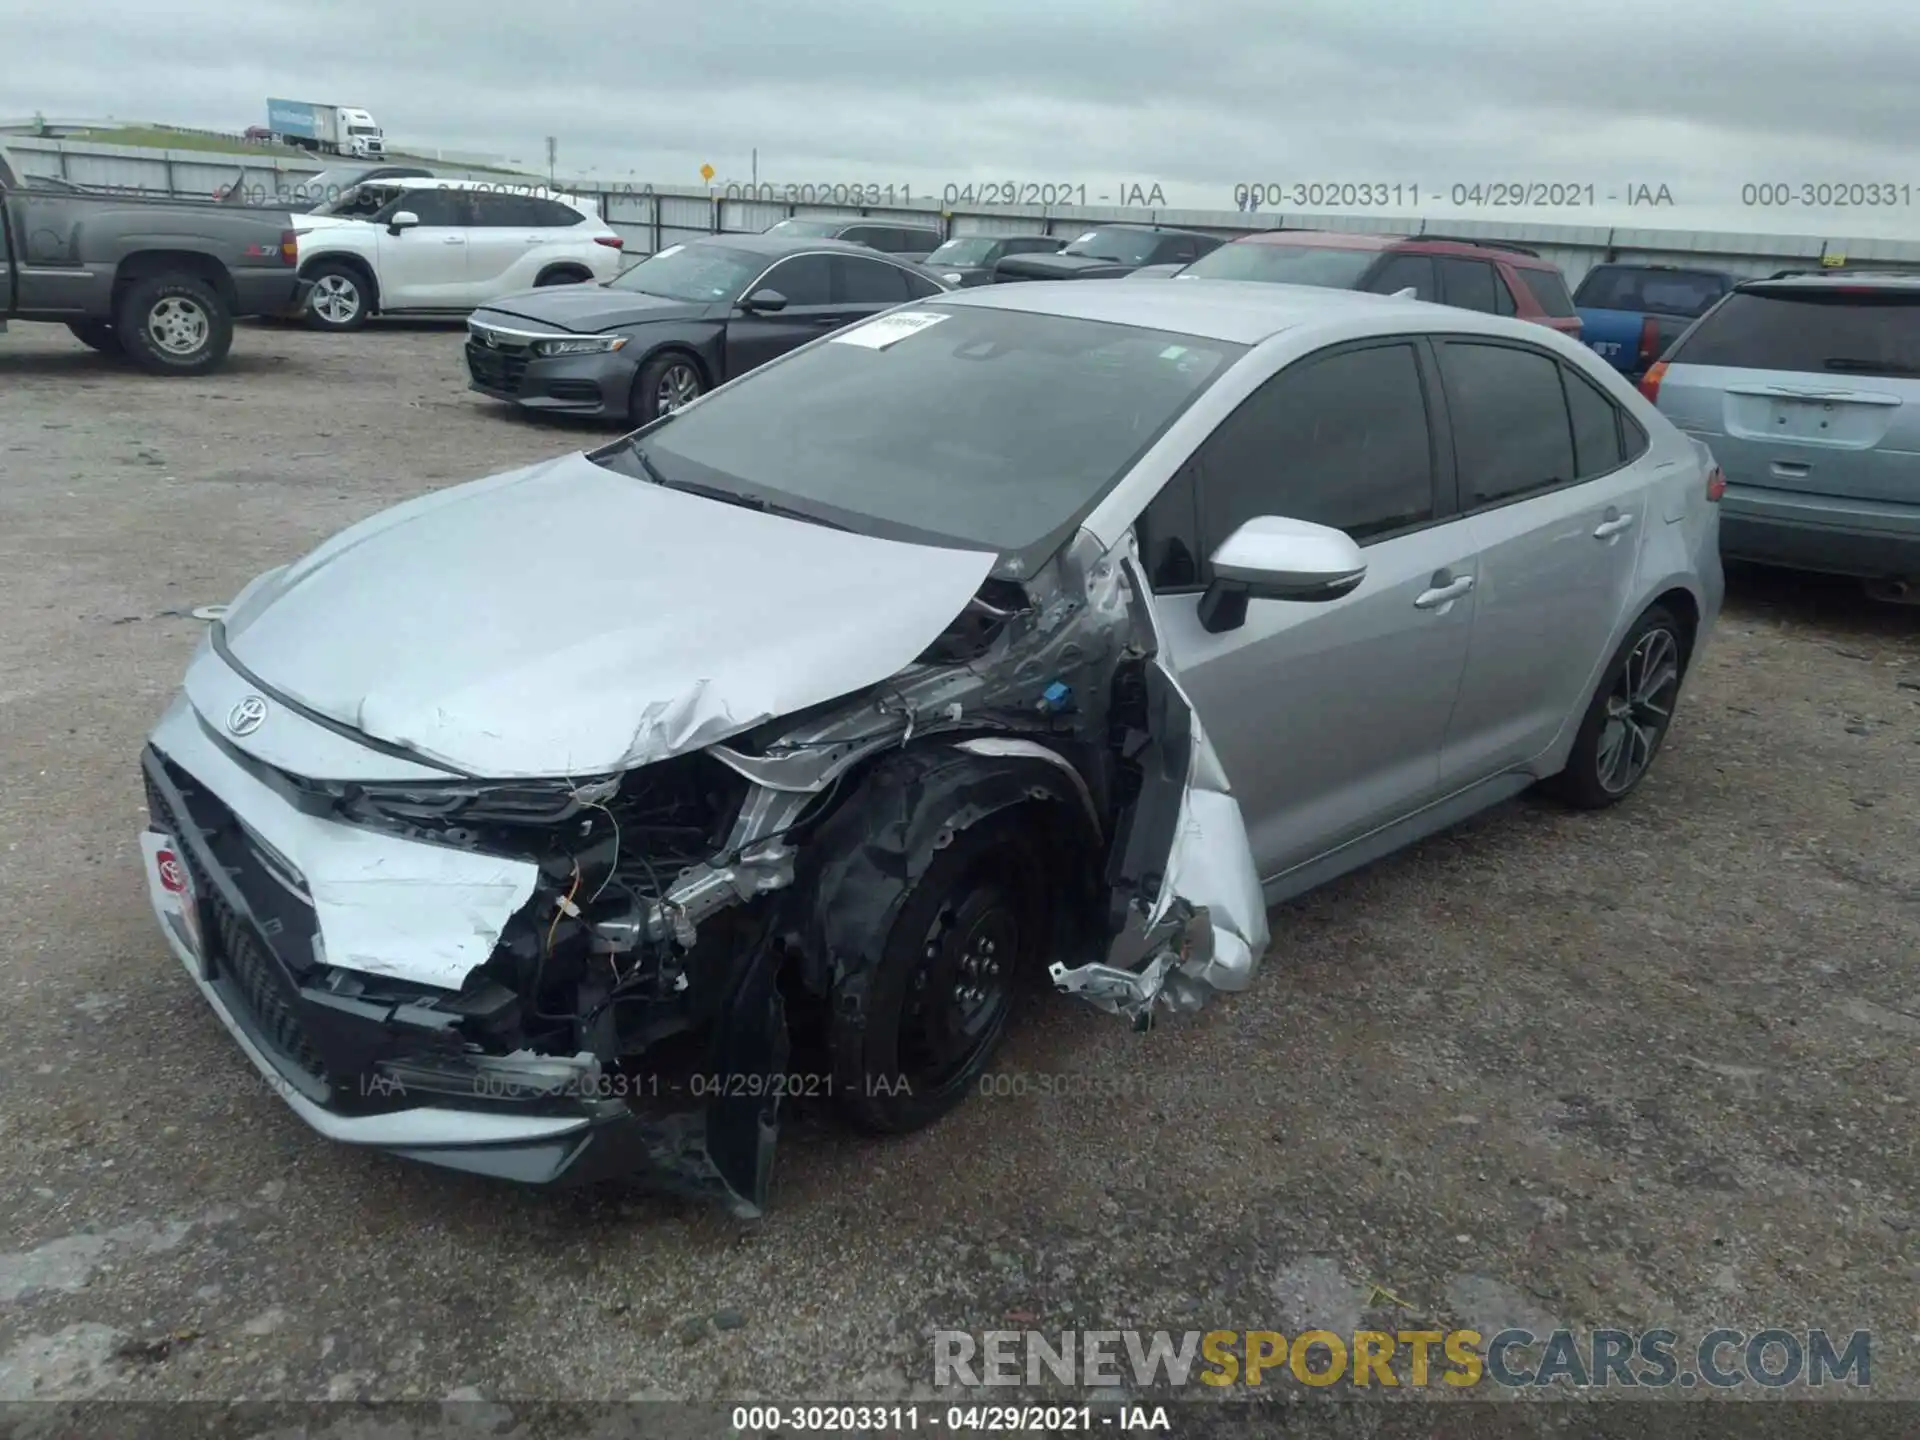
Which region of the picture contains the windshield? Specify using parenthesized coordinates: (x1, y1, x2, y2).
(612, 306, 1244, 558)
(927, 238, 999, 267)
(1574, 266, 1728, 318)
(765, 218, 842, 238)
(347, 125, 379, 135)
(1181, 243, 1379, 288)
(608, 243, 765, 301)
(310, 182, 401, 219)
(1059, 228, 1160, 264)
(1669, 288, 1920, 378)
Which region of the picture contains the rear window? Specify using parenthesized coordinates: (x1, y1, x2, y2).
(1668, 288, 1920, 378)
(1181, 243, 1379, 288)
(1517, 266, 1577, 317)
(1574, 267, 1728, 318)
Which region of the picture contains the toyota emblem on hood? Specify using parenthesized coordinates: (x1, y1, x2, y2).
(227, 695, 269, 736)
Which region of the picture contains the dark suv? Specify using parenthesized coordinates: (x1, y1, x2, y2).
(992, 225, 1224, 282)
(1178, 231, 1582, 337)
(762, 217, 942, 260)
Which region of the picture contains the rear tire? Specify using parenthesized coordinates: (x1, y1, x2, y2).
(305, 262, 371, 331)
(1546, 604, 1689, 809)
(115, 274, 232, 376)
(66, 321, 123, 356)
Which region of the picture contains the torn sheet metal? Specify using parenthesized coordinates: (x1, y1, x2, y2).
(218, 451, 998, 778)
(151, 695, 539, 990)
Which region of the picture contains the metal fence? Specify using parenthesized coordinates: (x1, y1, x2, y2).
(10, 134, 1920, 289)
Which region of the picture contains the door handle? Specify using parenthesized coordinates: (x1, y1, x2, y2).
(1413, 575, 1474, 609)
(442, 236, 466, 244)
(1593, 511, 1636, 539)
(810, 315, 843, 326)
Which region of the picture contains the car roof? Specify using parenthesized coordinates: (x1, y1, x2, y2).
(772, 217, 941, 234)
(927, 276, 1474, 345)
(382, 176, 588, 204)
(1072, 222, 1218, 238)
(1741, 270, 1920, 292)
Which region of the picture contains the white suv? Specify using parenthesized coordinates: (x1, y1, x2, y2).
(295, 179, 625, 331)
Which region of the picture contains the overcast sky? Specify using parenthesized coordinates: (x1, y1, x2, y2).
(8, 0, 1920, 237)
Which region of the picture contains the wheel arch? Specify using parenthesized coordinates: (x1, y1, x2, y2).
(533, 262, 593, 286)
(113, 251, 237, 314)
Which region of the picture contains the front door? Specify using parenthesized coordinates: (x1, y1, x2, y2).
(1137, 338, 1479, 881)
(374, 187, 475, 309)
(722, 253, 842, 377)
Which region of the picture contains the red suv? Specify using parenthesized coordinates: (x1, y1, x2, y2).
(1178, 230, 1583, 337)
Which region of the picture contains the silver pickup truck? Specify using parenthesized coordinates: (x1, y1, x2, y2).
(0, 147, 314, 375)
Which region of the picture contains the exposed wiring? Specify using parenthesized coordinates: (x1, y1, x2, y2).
(584, 799, 622, 903)
(544, 859, 583, 962)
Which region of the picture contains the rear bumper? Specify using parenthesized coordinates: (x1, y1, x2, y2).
(464, 340, 640, 419)
(1720, 484, 1920, 579)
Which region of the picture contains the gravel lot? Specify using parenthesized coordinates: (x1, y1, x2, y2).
(1, 319, 1916, 1418)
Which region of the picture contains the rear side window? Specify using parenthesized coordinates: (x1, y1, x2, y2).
(1436, 258, 1500, 313)
(1573, 266, 1728, 318)
(1195, 342, 1436, 550)
(1517, 266, 1577, 317)
(1563, 366, 1625, 476)
(901, 268, 946, 299)
(833, 256, 909, 304)
(1667, 288, 1920, 379)
(1438, 341, 1576, 506)
(1492, 272, 1517, 316)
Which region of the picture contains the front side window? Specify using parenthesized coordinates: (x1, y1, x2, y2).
(1438, 340, 1576, 506)
(395, 189, 469, 227)
(619, 306, 1243, 558)
(1194, 342, 1437, 560)
(761, 255, 835, 306)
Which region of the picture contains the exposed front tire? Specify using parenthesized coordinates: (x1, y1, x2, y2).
(305, 262, 371, 331)
(1547, 603, 1689, 809)
(828, 815, 1046, 1135)
(115, 274, 233, 376)
(66, 321, 123, 356)
(629, 351, 705, 422)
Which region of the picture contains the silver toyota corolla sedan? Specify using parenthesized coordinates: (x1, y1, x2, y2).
(139, 279, 1724, 1213)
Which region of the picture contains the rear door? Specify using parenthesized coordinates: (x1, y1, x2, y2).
(1656, 283, 1920, 505)
(1434, 339, 1650, 783)
(466, 191, 581, 297)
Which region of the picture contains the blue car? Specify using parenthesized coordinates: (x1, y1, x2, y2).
(1574, 264, 1737, 377)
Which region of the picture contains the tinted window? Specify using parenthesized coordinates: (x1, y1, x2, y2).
(470, 192, 566, 226)
(609, 242, 763, 301)
(1156, 235, 1201, 264)
(834, 256, 909, 304)
(1439, 341, 1576, 506)
(1183, 243, 1379, 288)
(902, 269, 946, 299)
(629, 306, 1242, 556)
(1008, 236, 1064, 255)
(1492, 271, 1517, 315)
(1138, 465, 1202, 592)
(1573, 266, 1729, 318)
(1437, 258, 1499, 312)
(762, 254, 835, 306)
(889, 228, 940, 253)
(1622, 413, 1650, 462)
(1060, 227, 1161, 264)
(400, 188, 470, 226)
(764, 218, 842, 238)
(1367, 254, 1439, 301)
(927, 237, 1000, 267)
(1563, 366, 1625, 476)
(1517, 266, 1577, 317)
(1667, 288, 1920, 378)
(1197, 342, 1436, 551)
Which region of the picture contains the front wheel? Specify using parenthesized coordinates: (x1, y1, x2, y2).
(1547, 604, 1689, 809)
(305, 263, 370, 331)
(827, 816, 1045, 1134)
(629, 352, 704, 422)
(115, 274, 233, 375)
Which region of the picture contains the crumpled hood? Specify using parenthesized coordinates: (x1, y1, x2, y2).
(476, 285, 706, 333)
(219, 452, 998, 777)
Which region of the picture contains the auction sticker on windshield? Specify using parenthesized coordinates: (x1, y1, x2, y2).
(831, 311, 951, 349)
(142, 830, 205, 977)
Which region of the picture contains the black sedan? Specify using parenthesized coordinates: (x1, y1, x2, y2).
(992, 224, 1223, 282)
(464, 234, 950, 423)
(920, 233, 1065, 287)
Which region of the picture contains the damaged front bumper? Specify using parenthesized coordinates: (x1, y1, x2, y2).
(137, 703, 775, 1213)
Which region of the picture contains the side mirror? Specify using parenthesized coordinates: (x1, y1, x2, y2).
(1197, 516, 1367, 634)
(386, 210, 420, 233)
(739, 288, 788, 313)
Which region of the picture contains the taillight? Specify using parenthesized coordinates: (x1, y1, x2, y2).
(595, 234, 624, 249)
(1638, 360, 1668, 404)
(279, 229, 298, 265)
(1635, 315, 1661, 369)
(1706, 465, 1726, 502)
